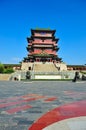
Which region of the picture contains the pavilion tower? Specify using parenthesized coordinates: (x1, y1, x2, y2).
(23, 28, 62, 63)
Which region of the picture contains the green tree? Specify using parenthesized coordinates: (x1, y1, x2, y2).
(0, 63, 4, 73)
(4, 68, 14, 73)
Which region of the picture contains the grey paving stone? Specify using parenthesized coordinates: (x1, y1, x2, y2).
(0, 81, 86, 130)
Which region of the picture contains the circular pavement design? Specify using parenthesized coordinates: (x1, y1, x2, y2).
(43, 117, 86, 130)
(29, 100, 86, 130)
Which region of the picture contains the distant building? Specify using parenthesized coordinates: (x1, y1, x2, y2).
(67, 65, 86, 71)
(4, 64, 21, 70)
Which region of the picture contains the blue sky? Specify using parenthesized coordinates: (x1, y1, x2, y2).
(0, 0, 86, 65)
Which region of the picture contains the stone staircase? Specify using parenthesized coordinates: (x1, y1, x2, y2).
(33, 62, 58, 72)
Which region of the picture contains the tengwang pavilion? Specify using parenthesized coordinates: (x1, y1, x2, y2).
(23, 28, 62, 63)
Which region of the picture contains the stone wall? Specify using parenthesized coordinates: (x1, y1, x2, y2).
(21, 62, 34, 71)
(55, 63, 67, 71)
(0, 74, 11, 80)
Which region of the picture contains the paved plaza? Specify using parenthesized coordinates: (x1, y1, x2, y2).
(0, 81, 86, 130)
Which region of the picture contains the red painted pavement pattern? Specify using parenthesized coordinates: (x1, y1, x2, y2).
(29, 100, 86, 130)
(22, 94, 46, 99)
(0, 97, 40, 108)
(44, 97, 57, 102)
(23, 96, 46, 100)
(0, 94, 46, 103)
(0, 94, 58, 114)
(6, 105, 32, 114)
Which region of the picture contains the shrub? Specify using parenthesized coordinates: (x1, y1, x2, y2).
(3, 68, 14, 73)
(0, 63, 4, 73)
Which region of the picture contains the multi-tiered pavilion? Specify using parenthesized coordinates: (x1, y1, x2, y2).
(22, 28, 67, 73)
(23, 28, 61, 63)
